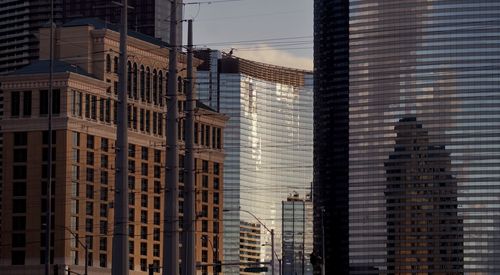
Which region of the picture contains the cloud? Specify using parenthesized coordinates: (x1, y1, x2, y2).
(231, 44, 313, 71)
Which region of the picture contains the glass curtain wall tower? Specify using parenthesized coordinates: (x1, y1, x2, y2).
(315, 0, 500, 274)
(196, 50, 314, 274)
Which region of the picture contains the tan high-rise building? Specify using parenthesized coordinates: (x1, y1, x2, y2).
(0, 19, 227, 275)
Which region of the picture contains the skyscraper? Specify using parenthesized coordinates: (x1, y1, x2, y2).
(315, 0, 500, 274)
(312, 0, 349, 273)
(0, 0, 62, 75)
(196, 50, 314, 274)
(282, 193, 313, 275)
(61, 0, 182, 43)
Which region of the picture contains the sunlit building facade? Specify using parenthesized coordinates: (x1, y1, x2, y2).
(316, 0, 500, 274)
(282, 193, 313, 275)
(196, 50, 313, 274)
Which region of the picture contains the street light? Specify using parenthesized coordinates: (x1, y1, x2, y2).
(223, 208, 275, 275)
(262, 243, 282, 275)
(60, 226, 88, 275)
(201, 235, 220, 275)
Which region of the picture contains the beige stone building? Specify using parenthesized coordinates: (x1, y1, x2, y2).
(0, 19, 227, 275)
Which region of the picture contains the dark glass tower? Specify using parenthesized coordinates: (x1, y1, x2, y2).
(313, 0, 349, 274)
(62, 0, 182, 43)
(315, 0, 500, 274)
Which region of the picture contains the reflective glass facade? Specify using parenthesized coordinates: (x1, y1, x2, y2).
(348, 1, 500, 274)
(282, 196, 314, 275)
(197, 52, 313, 274)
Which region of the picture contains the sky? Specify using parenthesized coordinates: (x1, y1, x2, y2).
(183, 0, 313, 70)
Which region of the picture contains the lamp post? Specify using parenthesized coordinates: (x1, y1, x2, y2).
(60, 226, 88, 275)
(202, 235, 220, 275)
(223, 209, 275, 275)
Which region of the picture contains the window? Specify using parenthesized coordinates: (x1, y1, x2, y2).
(14, 132, 28, 146)
(133, 107, 138, 129)
(114, 56, 118, 73)
(100, 187, 108, 201)
(140, 243, 147, 256)
(99, 254, 107, 268)
(141, 210, 147, 223)
(128, 176, 135, 190)
(214, 162, 220, 175)
(146, 67, 151, 102)
(86, 168, 94, 182)
(87, 135, 94, 149)
(202, 175, 209, 188)
(141, 163, 148, 176)
(154, 212, 160, 225)
(87, 152, 94, 165)
(101, 155, 108, 168)
(141, 147, 148, 160)
(141, 194, 148, 208)
(205, 125, 210, 147)
(105, 98, 111, 122)
(12, 199, 26, 213)
(100, 220, 108, 234)
(140, 179, 148, 193)
(106, 54, 111, 72)
(13, 165, 27, 179)
(40, 90, 48, 115)
(157, 113, 163, 135)
(86, 218, 93, 233)
(10, 92, 21, 116)
(129, 193, 135, 206)
(128, 160, 135, 173)
(194, 123, 199, 144)
(91, 95, 97, 119)
(153, 228, 160, 241)
(128, 144, 135, 158)
(140, 66, 145, 101)
(213, 177, 220, 190)
(129, 225, 135, 238)
(214, 192, 219, 204)
(101, 138, 109, 152)
(141, 226, 147, 239)
(86, 185, 94, 199)
(154, 181, 161, 194)
(146, 110, 150, 133)
(13, 148, 27, 162)
(153, 244, 160, 257)
(140, 109, 144, 131)
(154, 196, 160, 209)
(73, 132, 80, 147)
(154, 165, 161, 179)
(71, 91, 83, 116)
(202, 190, 208, 203)
(140, 258, 147, 272)
(202, 160, 209, 173)
(99, 99, 105, 121)
(129, 240, 134, 254)
(153, 112, 158, 134)
(23, 91, 32, 116)
(154, 150, 161, 163)
(202, 220, 208, 232)
(86, 202, 93, 215)
(11, 251, 25, 265)
(100, 203, 108, 217)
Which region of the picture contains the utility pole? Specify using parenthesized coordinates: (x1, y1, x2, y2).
(321, 208, 326, 275)
(111, 0, 129, 274)
(183, 19, 196, 275)
(45, 0, 54, 274)
(271, 229, 275, 275)
(163, 0, 181, 274)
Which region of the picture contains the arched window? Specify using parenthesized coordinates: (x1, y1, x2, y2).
(153, 69, 158, 105)
(127, 61, 132, 98)
(133, 63, 138, 99)
(146, 67, 151, 103)
(158, 71, 163, 107)
(177, 76, 183, 94)
(114, 56, 119, 73)
(106, 54, 111, 73)
(140, 65, 145, 101)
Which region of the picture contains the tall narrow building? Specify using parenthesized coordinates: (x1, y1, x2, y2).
(196, 50, 314, 274)
(0, 0, 62, 75)
(315, 0, 500, 274)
